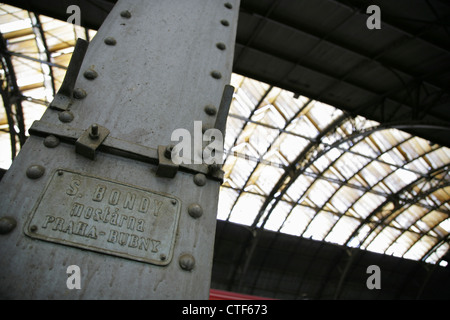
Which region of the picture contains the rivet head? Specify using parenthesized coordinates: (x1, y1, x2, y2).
(58, 110, 74, 123)
(188, 204, 203, 219)
(30, 225, 38, 233)
(204, 104, 217, 116)
(0, 217, 17, 235)
(83, 68, 98, 80)
(43, 135, 60, 148)
(224, 3, 233, 9)
(211, 70, 222, 79)
(26, 165, 45, 180)
(104, 37, 117, 46)
(179, 254, 195, 271)
(216, 42, 226, 51)
(220, 20, 230, 27)
(193, 173, 206, 186)
(73, 88, 87, 99)
(120, 10, 132, 18)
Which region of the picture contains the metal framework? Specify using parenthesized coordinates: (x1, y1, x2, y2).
(0, 0, 449, 299)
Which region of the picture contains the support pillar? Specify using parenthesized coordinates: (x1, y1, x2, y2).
(0, 0, 239, 299)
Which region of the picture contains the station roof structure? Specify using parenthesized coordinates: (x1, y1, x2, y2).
(1, 0, 449, 299)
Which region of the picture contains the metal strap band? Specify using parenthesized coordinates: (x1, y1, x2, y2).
(29, 120, 223, 182)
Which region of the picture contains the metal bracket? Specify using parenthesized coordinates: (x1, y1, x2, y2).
(208, 164, 224, 184)
(156, 145, 179, 178)
(75, 124, 110, 160)
(214, 84, 234, 137)
(29, 120, 224, 182)
(49, 38, 89, 111)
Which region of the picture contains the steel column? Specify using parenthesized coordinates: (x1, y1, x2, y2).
(0, 0, 240, 299)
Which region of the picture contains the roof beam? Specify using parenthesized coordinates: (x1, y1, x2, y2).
(344, 164, 450, 248)
(329, 0, 450, 55)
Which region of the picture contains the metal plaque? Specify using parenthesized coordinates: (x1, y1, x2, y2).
(24, 169, 181, 266)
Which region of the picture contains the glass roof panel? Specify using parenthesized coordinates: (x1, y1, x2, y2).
(325, 215, 360, 245)
(279, 205, 316, 237)
(228, 192, 265, 226)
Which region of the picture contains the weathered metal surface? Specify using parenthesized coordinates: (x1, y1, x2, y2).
(24, 169, 180, 266)
(0, 0, 240, 299)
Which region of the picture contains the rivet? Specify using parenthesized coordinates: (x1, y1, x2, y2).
(30, 225, 38, 233)
(160, 254, 167, 261)
(120, 10, 132, 18)
(188, 203, 203, 219)
(211, 70, 222, 79)
(208, 163, 222, 174)
(179, 254, 195, 271)
(171, 199, 177, 205)
(224, 3, 233, 9)
(216, 42, 226, 51)
(193, 173, 206, 186)
(43, 135, 60, 148)
(104, 37, 117, 46)
(89, 124, 99, 140)
(204, 104, 217, 116)
(26, 165, 45, 180)
(58, 110, 74, 123)
(220, 20, 230, 27)
(73, 88, 87, 99)
(0, 217, 17, 235)
(83, 68, 98, 80)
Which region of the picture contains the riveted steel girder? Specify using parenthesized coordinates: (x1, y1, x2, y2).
(0, 0, 240, 299)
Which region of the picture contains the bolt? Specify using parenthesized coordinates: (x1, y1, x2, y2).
(220, 19, 230, 27)
(164, 145, 174, 159)
(0, 217, 17, 235)
(188, 203, 203, 219)
(216, 42, 226, 51)
(73, 88, 87, 99)
(58, 111, 74, 123)
(193, 173, 206, 186)
(179, 254, 195, 271)
(120, 10, 132, 18)
(89, 124, 99, 139)
(43, 135, 60, 148)
(26, 165, 45, 180)
(104, 37, 117, 46)
(83, 68, 98, 80)
(211, 70, 222, 79)
(224, 3, 233, 9)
